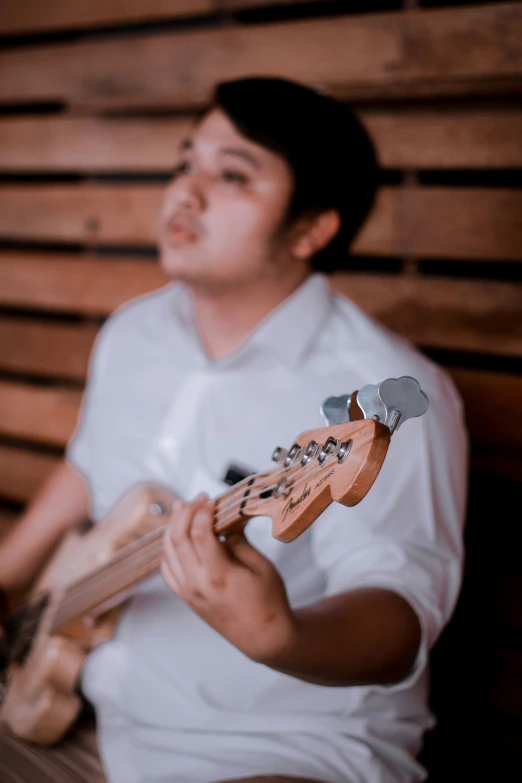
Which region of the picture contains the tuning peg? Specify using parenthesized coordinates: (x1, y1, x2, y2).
(320, 393, 352, 425)
(284, 443, 304, 467)
(378, 376, 429, 433)
(356, 383, 387, 423)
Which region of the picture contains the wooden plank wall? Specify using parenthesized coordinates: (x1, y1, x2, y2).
(0, 1, 521, 779)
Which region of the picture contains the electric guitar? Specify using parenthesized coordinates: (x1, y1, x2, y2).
(0, 376, 428, 745)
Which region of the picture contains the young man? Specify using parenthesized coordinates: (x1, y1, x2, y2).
(0, 78, 468, 783)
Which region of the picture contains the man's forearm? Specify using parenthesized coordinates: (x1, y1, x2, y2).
(0, 460, 90, 593)
(256, 586, 422, 688)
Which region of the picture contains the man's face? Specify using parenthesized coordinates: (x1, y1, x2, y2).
(158, 109, 296, 290)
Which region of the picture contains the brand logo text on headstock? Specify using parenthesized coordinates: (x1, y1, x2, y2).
(282, 484, 311, 521)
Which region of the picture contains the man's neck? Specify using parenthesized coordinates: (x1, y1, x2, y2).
(188, 268, 311, 361)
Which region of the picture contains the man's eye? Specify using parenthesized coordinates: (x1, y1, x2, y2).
(221, 169, 248, 185)
(172, 161, 193, 178)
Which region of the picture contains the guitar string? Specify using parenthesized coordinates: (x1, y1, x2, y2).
(55, 470, 278, 607)
(51, 451, 348, 628)
(11, 435, 368, 646)
(54, 457, 307, 607)
(53, 472, 274, 605)
(51, 464, 312, 625)
(42, 442, 332, 621)
(7, 439, 359, 646)
(59, 458, 294, 601)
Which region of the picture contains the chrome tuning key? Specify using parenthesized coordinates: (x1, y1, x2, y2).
(302, 440, 321, 465)
(271, 446, 287, 464)
(377, 376, 429, 433)
(320, 393, 352, 426)
(356, 383, 387, 423)
(320, 376, 429, 436)
(284, 443, 304, 467)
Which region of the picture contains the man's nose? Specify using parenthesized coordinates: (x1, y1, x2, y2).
(166, 172, 206, 213)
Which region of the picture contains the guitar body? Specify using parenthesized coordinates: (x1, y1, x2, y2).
(1, 482, 177, 745)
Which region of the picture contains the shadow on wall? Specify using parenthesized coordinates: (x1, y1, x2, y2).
(420, 471, 522, 782)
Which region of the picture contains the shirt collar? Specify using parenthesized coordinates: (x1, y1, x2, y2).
(244, 273, 332, 368)
(171, 273, 333, 370)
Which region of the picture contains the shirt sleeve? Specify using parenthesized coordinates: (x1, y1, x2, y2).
(310, 367, 468, 689)
(65, 318, 118, 520)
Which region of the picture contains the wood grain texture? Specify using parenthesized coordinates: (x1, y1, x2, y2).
(363, 108, 522, 170)
(0, 370, 519, 451)
(1, 109, 521, 172)
(0, 186, 520, 261)
(0, 4, 520, 108)
(0, 317, 98, 380)
(331, 274, 522, 357)
(0, 253, 164, 315)
(1, 272, 520, 381)
(0, 381, 81, 446)
(0, 0, 213, 34)
(470, 445, 522, 482)
(353, 187, 522, 261)
(0, 116, 196, 173)
(0, 185, 163, 246)
(0, 445, 59, 504)
(448, 369, 522, 450)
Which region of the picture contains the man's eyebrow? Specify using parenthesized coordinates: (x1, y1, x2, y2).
(220, 147, 261, 169)
(177, 139, 261, 169)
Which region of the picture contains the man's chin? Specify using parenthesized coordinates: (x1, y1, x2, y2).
(158, 250, 199, 282)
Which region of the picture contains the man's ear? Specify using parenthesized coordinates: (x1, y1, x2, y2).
(291, 210, 341, 261)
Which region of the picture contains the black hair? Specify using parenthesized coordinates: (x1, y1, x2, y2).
(212, 76, 379, 273)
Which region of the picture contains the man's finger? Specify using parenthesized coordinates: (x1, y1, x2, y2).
(160, 557, 183, 596)
(168, 495, 207, 568)
(226, 530, 270, 573)
(189, 500, 231, 572)
(161, 523, 186, 594)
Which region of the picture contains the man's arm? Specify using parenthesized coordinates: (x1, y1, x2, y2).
(161, 497, 421, 688)
(0, 460, 90, 594)
(261, 586, 421, 686)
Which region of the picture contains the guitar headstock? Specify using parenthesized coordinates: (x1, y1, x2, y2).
(256, 417, 391, 542)
(213, 376, 429, 544)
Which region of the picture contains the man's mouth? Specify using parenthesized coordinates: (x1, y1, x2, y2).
(165, 215, 200, 244)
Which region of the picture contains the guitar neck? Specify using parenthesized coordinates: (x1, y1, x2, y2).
(48, 412, 399, 633)
(50, 472, 271, 633)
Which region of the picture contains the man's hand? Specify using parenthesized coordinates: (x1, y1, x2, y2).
(161, 496, 421, 687)
(161, 495, 297, 663)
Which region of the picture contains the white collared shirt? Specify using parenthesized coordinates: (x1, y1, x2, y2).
(68, 274, 468, 783)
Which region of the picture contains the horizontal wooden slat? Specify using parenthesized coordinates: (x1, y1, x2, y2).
(1, 109, 522, 172)
(0, 116, 195, 172)
(470, 445, 522, 483)
(0, 0, 213, 35)
(0, 445, 59, 504)
(0, 0, 337, 37)
(0, 185, 520, 262)
(0, 316, 98, 380)
(0, 381, 81, 446)
(0, 184, 163, 245)
(331, 274, 522, 357)
(0, 370, 520, 453)
(0, 253, 164, 314)
(0, 4, 520, 108)
(353, 187, 522, 261)
(364, 109, 522, 170)
(1, 273, 520, 382)
(448, 369, 522, 451)
(218, 0, 324, 7)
